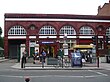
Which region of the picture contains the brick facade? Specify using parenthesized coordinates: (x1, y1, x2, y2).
(97, 1, 110, 16)
(4, 13, 110, 59)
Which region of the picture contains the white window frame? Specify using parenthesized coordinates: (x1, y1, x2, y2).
(39, 25, 57, 35)
(79, 26, 94, 35)
(8, 25, 27, 35)
(60, 25, 76, 35)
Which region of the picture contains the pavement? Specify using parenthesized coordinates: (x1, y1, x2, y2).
(11, 61, 110, 70)
(1, 57, 110, 70)
(11, 63, 99, 70)
(0, 57, 9, 63)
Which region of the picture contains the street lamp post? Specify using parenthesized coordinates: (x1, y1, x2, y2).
(92, 35, 99, 67)
(64, 33, 67, 44)
(63, 33, 68, 67)
(63, 33, 68, 56)
(96, 35, 99, 68)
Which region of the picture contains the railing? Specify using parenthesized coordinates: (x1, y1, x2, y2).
(22, 56, 98, 68)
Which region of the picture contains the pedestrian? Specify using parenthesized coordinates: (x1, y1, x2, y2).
(58, 48, 64, 58)
(32, 52, 36, 64)
(40, 49, 46, 63)
(22, 49, 27, 63)
(58, 48, 64, 67)
(32, 49, 39, 64)
(81, 52, 86, 65)
(35, 49, 39, 60)
(39, 53, 42, 63)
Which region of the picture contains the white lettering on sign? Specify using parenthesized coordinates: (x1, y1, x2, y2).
(42, 42, 54, 44)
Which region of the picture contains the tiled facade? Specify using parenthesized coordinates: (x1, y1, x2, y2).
(4, 13, 110, 59)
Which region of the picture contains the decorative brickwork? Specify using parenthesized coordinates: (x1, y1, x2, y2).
(97, 1, 110, 16)
(4, 13, 110, 58)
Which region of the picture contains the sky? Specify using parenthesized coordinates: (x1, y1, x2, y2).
(0, 0, 109, 36)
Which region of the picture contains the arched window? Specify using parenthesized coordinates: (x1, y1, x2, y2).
(79, 26, 94, 35)
(39, 25, 57, 35)
(8, 25, 26, 35)
(106, 27, 110, 35)
(60, 25, 76, 35)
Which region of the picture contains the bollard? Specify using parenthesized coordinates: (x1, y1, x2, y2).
(25, 77, 30, 82)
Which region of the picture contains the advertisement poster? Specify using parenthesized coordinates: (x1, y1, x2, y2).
(64, 49, 68, 55)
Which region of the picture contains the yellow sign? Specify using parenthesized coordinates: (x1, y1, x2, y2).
(73, 45, 93, 49)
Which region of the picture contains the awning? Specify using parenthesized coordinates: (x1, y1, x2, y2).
(73, 45, 93, 49)
(0, 47, 4, 51)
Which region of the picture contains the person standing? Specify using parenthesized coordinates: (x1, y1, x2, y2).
(40, 49, 46, 63)
(58, 48, 64, 67)
(58, 48, 64, 58)
(35, 49, 39, 60)
(32, 52, 36, 64)
(33, 49, 39, 64)
(22, 49, 27, 63)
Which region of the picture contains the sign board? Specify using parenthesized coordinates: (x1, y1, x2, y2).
(63, 43, 68, 55)
(64, 49, 68, 55)
(63, 43, 68, 49)
(30, 42, 36, 47)
(41, 42, 54, 44)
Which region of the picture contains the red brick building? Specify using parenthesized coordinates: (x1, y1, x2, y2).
(97, 1, 110, 16)
(4, 13, 110, 59)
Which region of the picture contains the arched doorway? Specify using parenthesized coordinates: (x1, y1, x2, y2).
(39, 43, 57, 58)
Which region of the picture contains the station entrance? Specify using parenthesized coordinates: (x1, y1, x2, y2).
(8, 39, 26, 59)
(39, 43, 57, 58)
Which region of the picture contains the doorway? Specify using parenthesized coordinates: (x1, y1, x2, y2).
(8, 39, 25, 59)
(30, 47, 35, 57)
(40, 44, 55, 58)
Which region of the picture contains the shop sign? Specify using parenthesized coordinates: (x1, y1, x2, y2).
(30, 42, 36, 47)
(41, 41, 54, 44)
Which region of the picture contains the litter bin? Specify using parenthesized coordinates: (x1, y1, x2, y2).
(106, 55, 110, 63)
(71, 52, 82, 67)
